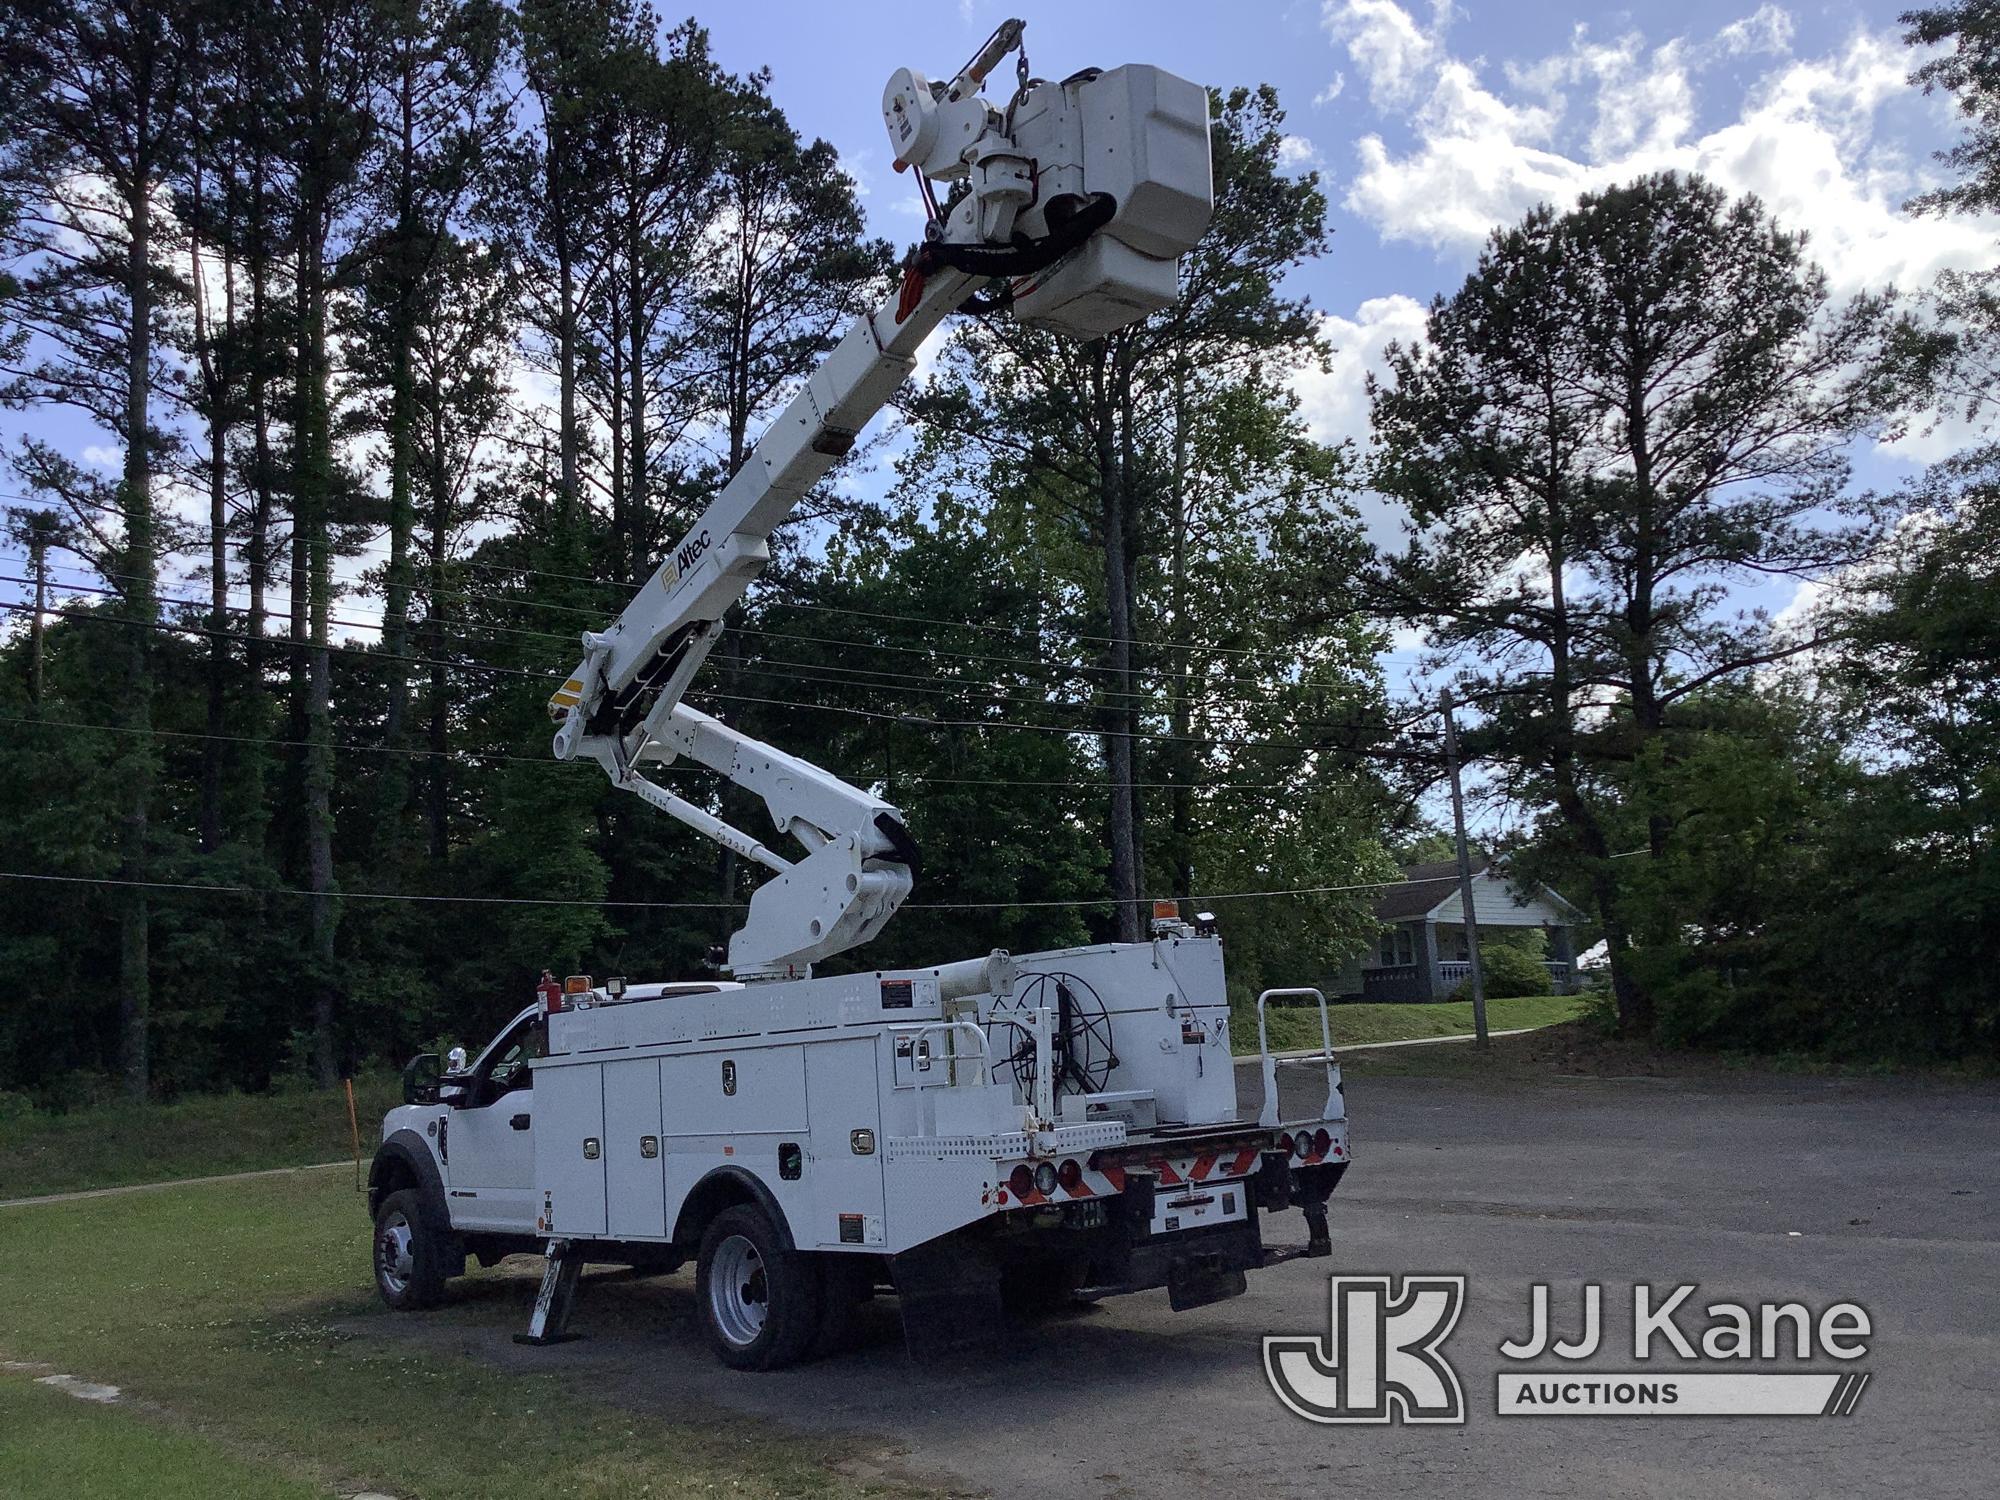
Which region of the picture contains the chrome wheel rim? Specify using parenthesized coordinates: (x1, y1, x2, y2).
(376, 1209, 415, 1296)
(708, 1233, 769, 1348)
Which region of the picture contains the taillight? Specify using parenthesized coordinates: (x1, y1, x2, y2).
(1057, 1158, 1083, 1193)
(1294, 1133, 1311, 1160)
(1314, 1127, 1332, 1157)
(1008, 1164, 1034, 1199)
(1033, 1162, 1059, 1196)
(1278, 1133, 1295, 1157)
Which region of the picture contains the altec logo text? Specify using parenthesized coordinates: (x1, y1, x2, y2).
(671, 529, 711, 580)
(1264, 1277, 1873, 1424)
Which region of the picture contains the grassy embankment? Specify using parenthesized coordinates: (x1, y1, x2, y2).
(1, 1072, 403, 1200)
(0, 1170, 915, 1500)
(1228, 992, 1592, 1054)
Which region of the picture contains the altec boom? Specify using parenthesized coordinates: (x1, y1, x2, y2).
(369, 20, 1351, 1368)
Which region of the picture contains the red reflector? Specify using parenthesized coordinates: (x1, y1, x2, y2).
(1008, 1164, 1034, 1200)
(1057, 1158, 1083, 1193)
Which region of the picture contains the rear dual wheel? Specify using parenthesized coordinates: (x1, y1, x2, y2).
(696, 1205, 822, 1369)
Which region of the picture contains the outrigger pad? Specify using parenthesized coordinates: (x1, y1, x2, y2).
(892, 1239, 1005, 1364)
(513, 1238, 585, 1346)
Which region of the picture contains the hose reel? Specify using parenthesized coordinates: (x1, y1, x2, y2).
(991, 970, 1118, 1097)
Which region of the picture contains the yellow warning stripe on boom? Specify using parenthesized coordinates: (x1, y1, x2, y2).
(547, 679, 584, 721)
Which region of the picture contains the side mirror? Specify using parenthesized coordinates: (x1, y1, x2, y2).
(402, 1052, 442, 1106)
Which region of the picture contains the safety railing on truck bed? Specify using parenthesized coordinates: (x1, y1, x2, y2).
(1254, 987, 1342, 1130)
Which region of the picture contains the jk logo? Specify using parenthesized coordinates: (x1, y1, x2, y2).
(1264, 1275, 1467, 1424)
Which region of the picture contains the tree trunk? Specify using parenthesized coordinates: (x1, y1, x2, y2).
(425, 395, 451, 861)
(27, 538, 47, 706)
(192, 195, 236, 855)
(554, 187, 579, 518)
(117, 162, 157, 1101)
(379, 52, 418, 828)
(297, 143, 340, 1086)
(626, 209, 648, 582)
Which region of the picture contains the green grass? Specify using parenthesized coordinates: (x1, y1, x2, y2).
(0, 1377, 321, 1500)
(0, 1073, 403, 1200)
(1229, 993, 1590, 1054)
(0, 1171, 917, 1500)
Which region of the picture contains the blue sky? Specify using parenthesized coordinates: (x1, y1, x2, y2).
(5, 1, 1993, 683)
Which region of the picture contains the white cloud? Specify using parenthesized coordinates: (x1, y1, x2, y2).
(1314, 72, 1347, 107)
(1291, 293, 1430, 548)
(1334, 6, 2000, 302)
(1717, 5, 1794, 58)
(1321, 0, 1449, 108)
(1276, 134, 1324, 173)
(1293, 293, 1429, 452)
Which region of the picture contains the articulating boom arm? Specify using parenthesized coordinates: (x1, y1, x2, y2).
(547, 21, 1212, 979)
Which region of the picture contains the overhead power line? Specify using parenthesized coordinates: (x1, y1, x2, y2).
(0, 867, 1477, 913)
(0, 712, 1341, 793)
(0, 600, 1440, 762)
(3, 548, 1432, 716)
(0, 560, 1431, 740)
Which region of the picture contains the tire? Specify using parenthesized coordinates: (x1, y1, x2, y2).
(373, 1187, 452, 1311)
(696, 1204, 821, 1370)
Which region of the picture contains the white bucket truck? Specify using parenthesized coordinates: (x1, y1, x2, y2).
(368, 20, 1351, 1368)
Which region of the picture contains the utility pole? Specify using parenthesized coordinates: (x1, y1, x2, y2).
(1441, 689, 1488, 1049)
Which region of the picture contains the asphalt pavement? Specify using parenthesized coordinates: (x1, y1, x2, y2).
(362, 1059, 2000, 1499)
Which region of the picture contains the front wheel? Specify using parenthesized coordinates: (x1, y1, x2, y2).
(696, 1204, 821, 1369)
(373, 1188, 452, 1311)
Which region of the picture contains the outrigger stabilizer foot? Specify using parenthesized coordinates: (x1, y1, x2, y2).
(1301, 1199, 1333, 1258)
(514, 1238, 584, 1345)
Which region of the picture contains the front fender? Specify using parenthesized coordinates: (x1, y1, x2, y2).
(368, 1128, 450, 1231)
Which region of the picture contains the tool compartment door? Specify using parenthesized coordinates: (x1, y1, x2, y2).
(534, 1061, 607, 1237)
(603, 1057, 666, 1240)
(804, 1037, 886, 1249)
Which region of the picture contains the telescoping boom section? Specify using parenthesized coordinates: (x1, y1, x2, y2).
(545, 20, 1214, 980)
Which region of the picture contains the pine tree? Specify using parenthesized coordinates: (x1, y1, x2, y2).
(1368, 173, 1921, 1035)
(2, 0, 194, 1096)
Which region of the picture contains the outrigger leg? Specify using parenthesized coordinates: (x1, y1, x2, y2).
(513, 1238, 584, 1345)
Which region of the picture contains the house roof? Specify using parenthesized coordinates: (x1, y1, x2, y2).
(1374, 857, 1489, 920)
(1373, 857, 1583, 924)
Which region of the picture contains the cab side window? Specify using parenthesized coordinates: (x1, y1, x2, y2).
(477, 1020, 546, 1105)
